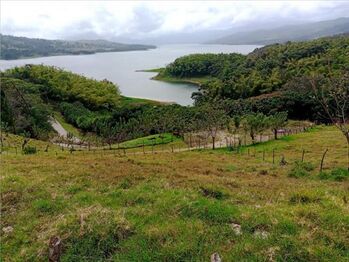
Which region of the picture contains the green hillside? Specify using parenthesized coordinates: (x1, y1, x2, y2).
(0, 34, 156, 60)
(156, 34, 349, 121)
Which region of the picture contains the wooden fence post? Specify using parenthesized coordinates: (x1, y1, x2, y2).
(301, 149, 305, 162)
(272, 149, 275, 164)
(319, 148, 328, 173)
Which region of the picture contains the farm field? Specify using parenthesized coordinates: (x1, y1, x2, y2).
(1, 125, 348, 261)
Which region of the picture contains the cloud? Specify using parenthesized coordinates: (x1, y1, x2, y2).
(1, 0, 348, 40)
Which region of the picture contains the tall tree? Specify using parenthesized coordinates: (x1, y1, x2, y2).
(269, 112, 288, 140)
(243, 113, 270, 144)
(309, 73, 349, 170)
(196, 103, 228, 150)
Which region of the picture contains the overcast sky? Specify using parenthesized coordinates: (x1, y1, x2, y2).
(1, 1, 349, 40)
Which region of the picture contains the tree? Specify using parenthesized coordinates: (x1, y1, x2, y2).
(309, 73, 349, 170)
(99, 121, 117, 149)
(243, 113, 269, 144)
(227, 115, 241, 148)
(196, 103, 228, 150)
(269, 112, 288, 140)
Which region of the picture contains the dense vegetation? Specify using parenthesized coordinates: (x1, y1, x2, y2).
(1, 77, 52, 139)
(158, 34, 349, 121)
(1, 65, 123, 138)
(0, 34, 156, 60)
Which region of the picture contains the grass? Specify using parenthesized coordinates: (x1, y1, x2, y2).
(1, 126, 348, 261)
(118, 133, 182, 149)
(119, 96, 163, 107)
(150, 69, 216, 86)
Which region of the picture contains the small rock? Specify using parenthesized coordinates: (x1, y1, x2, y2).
(267, 246, 280, 262)
(2, 226, 13, 234)
(211, 252, 221, 262)
(254, 230, 269, 239)
(230, 223, 242, 235)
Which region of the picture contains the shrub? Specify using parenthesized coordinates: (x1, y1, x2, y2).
(318, 168, 349, 181)
(289, 192, 321, 204)
(59, 207, 133, 261)
(32, 199, 57, 213)
(181, 198, 238, 223)
(288, 161, 314, 178)
(23, 146, 37, 154)
(200, 186, 228, 200)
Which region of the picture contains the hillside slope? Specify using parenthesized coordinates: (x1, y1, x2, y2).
(1, 126, 348, 261)
(209, 17, 349, 45)
(0, 34, 156, 60)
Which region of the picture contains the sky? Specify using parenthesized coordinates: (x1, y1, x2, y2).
(1, 0, 349, 41)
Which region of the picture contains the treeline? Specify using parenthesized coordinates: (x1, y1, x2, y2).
(0, 34, 156, 60)
(160, 34, 349, 121)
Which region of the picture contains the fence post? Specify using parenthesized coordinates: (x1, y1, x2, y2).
(319, 148, 328, 173)
(301, 149, 305, 162)
(263, 150, 265, 161)
(272, 149, 275, 164)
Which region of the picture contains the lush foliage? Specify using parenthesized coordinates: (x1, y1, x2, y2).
(4, 64, 121, 109)
(161, 35, 349, 121)
(1, 77, 52, 138)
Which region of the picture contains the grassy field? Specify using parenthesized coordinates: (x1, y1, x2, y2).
(119, 96, 164, 107)
(118, 133, 183, 149)
(1, 126, 348, 261)
(149, 68, 216, 86)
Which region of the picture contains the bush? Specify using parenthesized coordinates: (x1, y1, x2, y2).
(23, 146, 37, 154)
(289, 192, 321, 204)
(318, 168, 349, 181)
(288, 161, 315, 178)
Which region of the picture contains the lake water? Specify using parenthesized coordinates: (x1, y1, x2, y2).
(0, 44, 259, 105)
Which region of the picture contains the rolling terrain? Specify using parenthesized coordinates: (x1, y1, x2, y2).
(0, 34, 156, 60)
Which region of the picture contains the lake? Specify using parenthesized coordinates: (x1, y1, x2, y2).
(0, 44, 259, 105)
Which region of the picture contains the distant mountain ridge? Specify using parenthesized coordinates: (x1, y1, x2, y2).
(0, 34, 156, 60)
(209, 17, 349, 45)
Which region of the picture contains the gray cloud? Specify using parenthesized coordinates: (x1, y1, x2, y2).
(1, 1, 348, 42)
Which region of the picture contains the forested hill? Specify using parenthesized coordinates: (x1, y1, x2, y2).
(158, 34, 349, 120)
(0, 34, 156, 60)
(209, 17, 349, 45)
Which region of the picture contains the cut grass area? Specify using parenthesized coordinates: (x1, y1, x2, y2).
(119, 95, 163, 107)
(118, 133, 182, 149)
(1, 126, 348, 261)
(151, 69, 216, 86)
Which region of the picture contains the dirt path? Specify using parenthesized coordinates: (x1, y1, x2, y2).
(49, 118, 81, 144)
